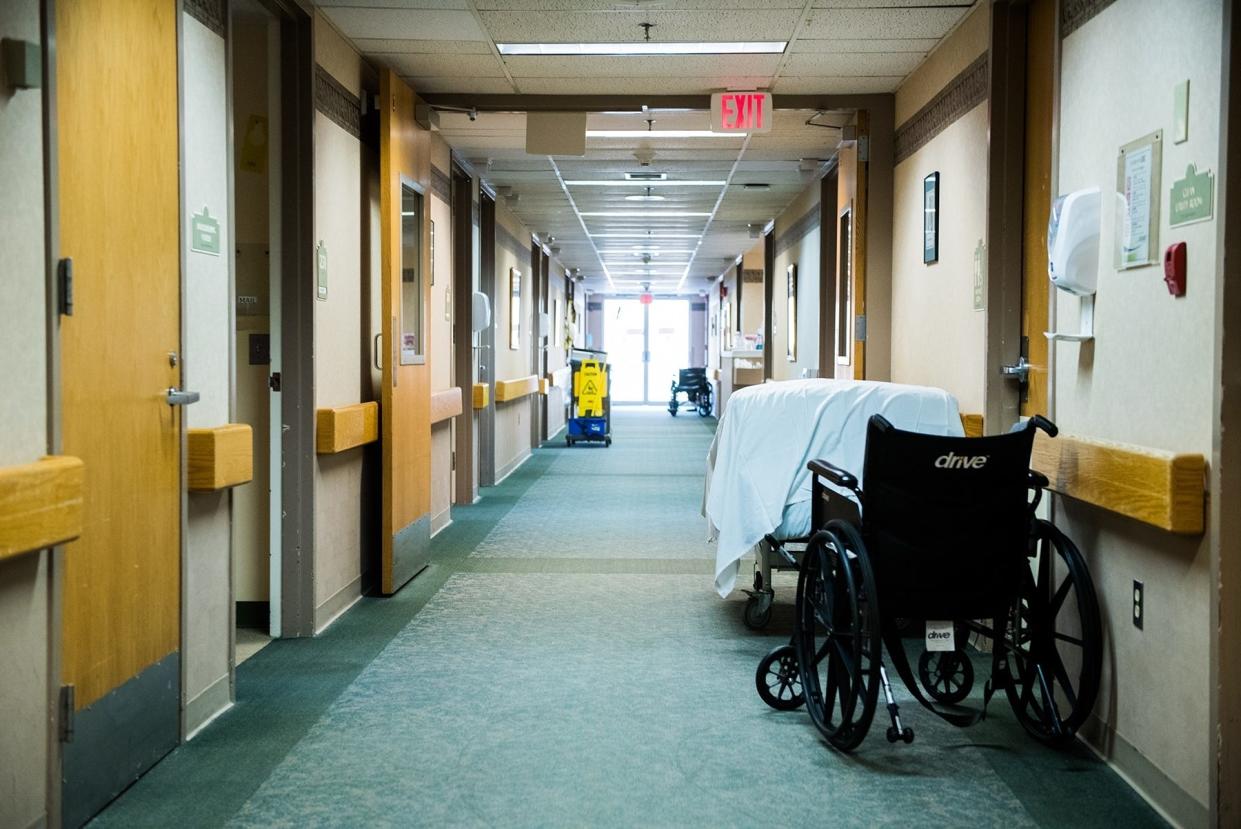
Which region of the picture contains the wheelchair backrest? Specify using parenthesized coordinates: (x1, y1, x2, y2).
(678, 367, 708, 387)
(859, 415, 1037, 619)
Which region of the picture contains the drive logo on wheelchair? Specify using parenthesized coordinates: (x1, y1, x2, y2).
(934, 452, 990, 470)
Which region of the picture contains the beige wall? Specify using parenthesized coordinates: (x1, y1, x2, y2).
(0, 1, 50, 823)
(889, 4, 988, 412)
(772, 185, 822, 381)
(182, 10, 234, 736)
(492, 203, 535, 480)
(312, 17, 371, 631)
(1055, 0, 1222, 823)
(890, 105, 988, 412)
(429, 135, 454, 534)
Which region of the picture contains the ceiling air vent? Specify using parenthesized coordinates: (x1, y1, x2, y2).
(740, 182, 771, 190)
(624, 171, 668, 181)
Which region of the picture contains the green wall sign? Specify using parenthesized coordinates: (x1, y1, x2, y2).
(190, 207, 220, 256)
(1170, 164, 1213, 227)
(316, 241, 328, 301)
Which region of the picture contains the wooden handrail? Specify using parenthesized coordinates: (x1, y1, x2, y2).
(0, 456, 85, 560)
(188, 424, 254, 491)
(431, 388, 463, 424)
(495, 375, 539, 403)
(316, 402, 379, 454)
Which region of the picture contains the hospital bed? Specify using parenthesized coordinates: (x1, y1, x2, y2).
(703, 379, 964, 628)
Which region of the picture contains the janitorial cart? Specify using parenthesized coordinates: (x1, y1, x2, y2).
(567, 348, 612, 447)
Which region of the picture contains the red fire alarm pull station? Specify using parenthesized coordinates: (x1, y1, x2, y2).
(711, 92, 773, 134)
(1163, 242, 1187, 297)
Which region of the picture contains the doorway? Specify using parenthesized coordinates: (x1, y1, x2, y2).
(602, 298, 690, 403)
(230, 0, 283, 656)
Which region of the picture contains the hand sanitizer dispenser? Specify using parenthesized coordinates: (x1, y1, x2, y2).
(472, 291, 491, 333)
(1045, 187, 1100, 341)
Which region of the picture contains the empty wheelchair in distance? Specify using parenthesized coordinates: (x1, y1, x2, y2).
(668, 367, 713, 417)
(755, 414, 1102, 750)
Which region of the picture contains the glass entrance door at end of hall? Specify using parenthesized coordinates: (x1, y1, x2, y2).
(602, 298, 690, 403)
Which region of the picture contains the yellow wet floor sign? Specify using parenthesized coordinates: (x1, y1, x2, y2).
(574, 360, 607, 417)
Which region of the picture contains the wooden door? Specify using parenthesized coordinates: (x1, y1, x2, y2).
(379, 69, 432, 594)
(1020, 0, 1055, 418)
(57, 1, 183, 823)
(834, 128, 867, 381)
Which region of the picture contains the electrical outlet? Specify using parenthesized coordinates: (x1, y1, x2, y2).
(1133, 580, 1144, 629)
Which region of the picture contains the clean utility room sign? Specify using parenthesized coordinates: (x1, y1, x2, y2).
(711, 92, 772, 134)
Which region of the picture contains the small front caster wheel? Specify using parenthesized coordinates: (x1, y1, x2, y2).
(886, 726, 915, 744)
(918, 648, 974, 705)
(743, 593, 773, 630)
(756, 645, 804, 711)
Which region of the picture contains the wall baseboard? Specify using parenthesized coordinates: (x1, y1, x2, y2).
(314, 574, 363, 635)
(494, 449, 533, 485)
(184, 672, 232, 741)
(1081, 715, 1209, 829)
(430, 509, 452, 537)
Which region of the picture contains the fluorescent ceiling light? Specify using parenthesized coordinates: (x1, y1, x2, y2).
(590, 233, 702, 238)
(586, 130, 741, 139)
(497, 41, 786, 56)
(580, 211, 711, 217)
(624, 194, 666, 202)
(565, 180, 727, 187)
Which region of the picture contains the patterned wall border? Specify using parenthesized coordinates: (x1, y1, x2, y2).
(1061, 0, 1119, 38)
(741, 268, 763, 283)
(315, 65, 361, 140)
(894, 53, 988, 165)
(185, 0, 225, 38)
(430, 166, 451, 203)
(774, 203, 821, 257)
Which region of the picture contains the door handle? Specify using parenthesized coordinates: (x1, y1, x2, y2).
(1000, 356, 1030, 384)
(166, 388, 201, 406)
(374, 333, 382, 371)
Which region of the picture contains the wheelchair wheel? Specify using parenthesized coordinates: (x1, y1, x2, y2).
(1001, 519, 1102, 744)
(756, 645, 805, 711)
(793, 522, 881, 751)
(918, 648, 974, 705)
(697, 391, 712, 417)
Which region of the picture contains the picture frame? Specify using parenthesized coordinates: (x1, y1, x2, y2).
(721, 300, 733, 351)
(509, 267, 522, 350)
(923, 172, 939, 265)
(786, 263, 797, 362)
(1115, 130, 1163, 269)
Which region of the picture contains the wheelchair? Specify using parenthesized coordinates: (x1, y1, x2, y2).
(755, 414, 1102, 750)
(668, 367, 713, 417)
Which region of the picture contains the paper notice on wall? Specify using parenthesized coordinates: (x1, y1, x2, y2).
(1116, 131, 1162, 269)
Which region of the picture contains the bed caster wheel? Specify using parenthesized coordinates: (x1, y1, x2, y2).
(605, 437, 612, 447)
(918, 649, 974, 705)
(886, 726, 914, 744)
(669, 407, 678, 417)
(756, 645, 804, 711)
(743, 593, 773, 630)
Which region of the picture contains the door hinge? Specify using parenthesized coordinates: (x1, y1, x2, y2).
(854, 314, 867, 342)
(268, 371, 281, 392)
(450, 450, 456, 471)
(59, 685, 75, 743)
(858, 135, 870, 162)
(58, 258, 74, 316)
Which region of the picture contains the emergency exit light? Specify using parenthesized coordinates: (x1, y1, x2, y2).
(711, 91, 772, 134)
(640, 293, 653, 305)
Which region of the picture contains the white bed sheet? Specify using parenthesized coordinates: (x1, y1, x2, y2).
(704, 379, 964, 597)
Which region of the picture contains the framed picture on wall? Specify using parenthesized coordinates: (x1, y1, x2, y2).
(509, 267, 522, 350)
(721, 300, 732, 351)
(923, 172, 940, 264)
(786, 263, 797, 362)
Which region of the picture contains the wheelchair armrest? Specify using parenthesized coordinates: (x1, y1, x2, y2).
(808, 459, 861, 495)
(1028, 470, 1050, 490)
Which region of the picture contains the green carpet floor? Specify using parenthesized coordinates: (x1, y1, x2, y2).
(91, 408, 1167, 828)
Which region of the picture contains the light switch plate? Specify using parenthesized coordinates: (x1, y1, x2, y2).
(1, 38, 41, 90)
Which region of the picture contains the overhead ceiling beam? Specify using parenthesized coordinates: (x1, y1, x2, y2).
(421, 93, 893, 114)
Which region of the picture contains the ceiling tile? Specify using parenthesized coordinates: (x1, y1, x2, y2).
(320, 7, 486, 40)
(771, 75, 903, 94)
(800, 6, 970, 39)
(317, 0, 468, 7)
(353, 38, 494, 54)
(375, 52, 506, 77)
(408, 76, 517, 94)
(791, 38, 940, 54)
(813, 0, 972, 7)
(478, 0, 804, 8)
(515, 75, 774, 95)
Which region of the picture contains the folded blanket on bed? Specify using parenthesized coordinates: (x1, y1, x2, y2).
(705, 379, 964, 597)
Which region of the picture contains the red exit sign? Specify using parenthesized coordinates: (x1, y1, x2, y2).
(711, 91, 772, 133)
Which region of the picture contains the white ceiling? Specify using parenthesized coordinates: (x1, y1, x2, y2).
(314, 0, 976, 292)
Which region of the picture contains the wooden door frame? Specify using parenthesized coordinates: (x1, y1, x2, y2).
(983, 0, 1030, 434)
(529, 242, 544, 447)
(477, 186, 496, 489)
(451, 162, 475, 503)
(762, 230, 774, 379)
(1211, 2, 1241, 822)
(817, 164, 839, 376)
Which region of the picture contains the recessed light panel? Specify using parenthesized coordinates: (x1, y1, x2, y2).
(497, 42, 787, 57)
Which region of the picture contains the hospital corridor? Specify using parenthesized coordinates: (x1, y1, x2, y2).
(2, 0, 1240, 827)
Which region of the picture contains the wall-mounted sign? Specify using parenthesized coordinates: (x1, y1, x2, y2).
(190, 207, 220, 256)
(973, 239, 986, 311)
(923, 172, 940, 264)
(711, 91, 772, 134)
(1116, 130, 1162, 269)
(1169, 164, 1213, 226)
